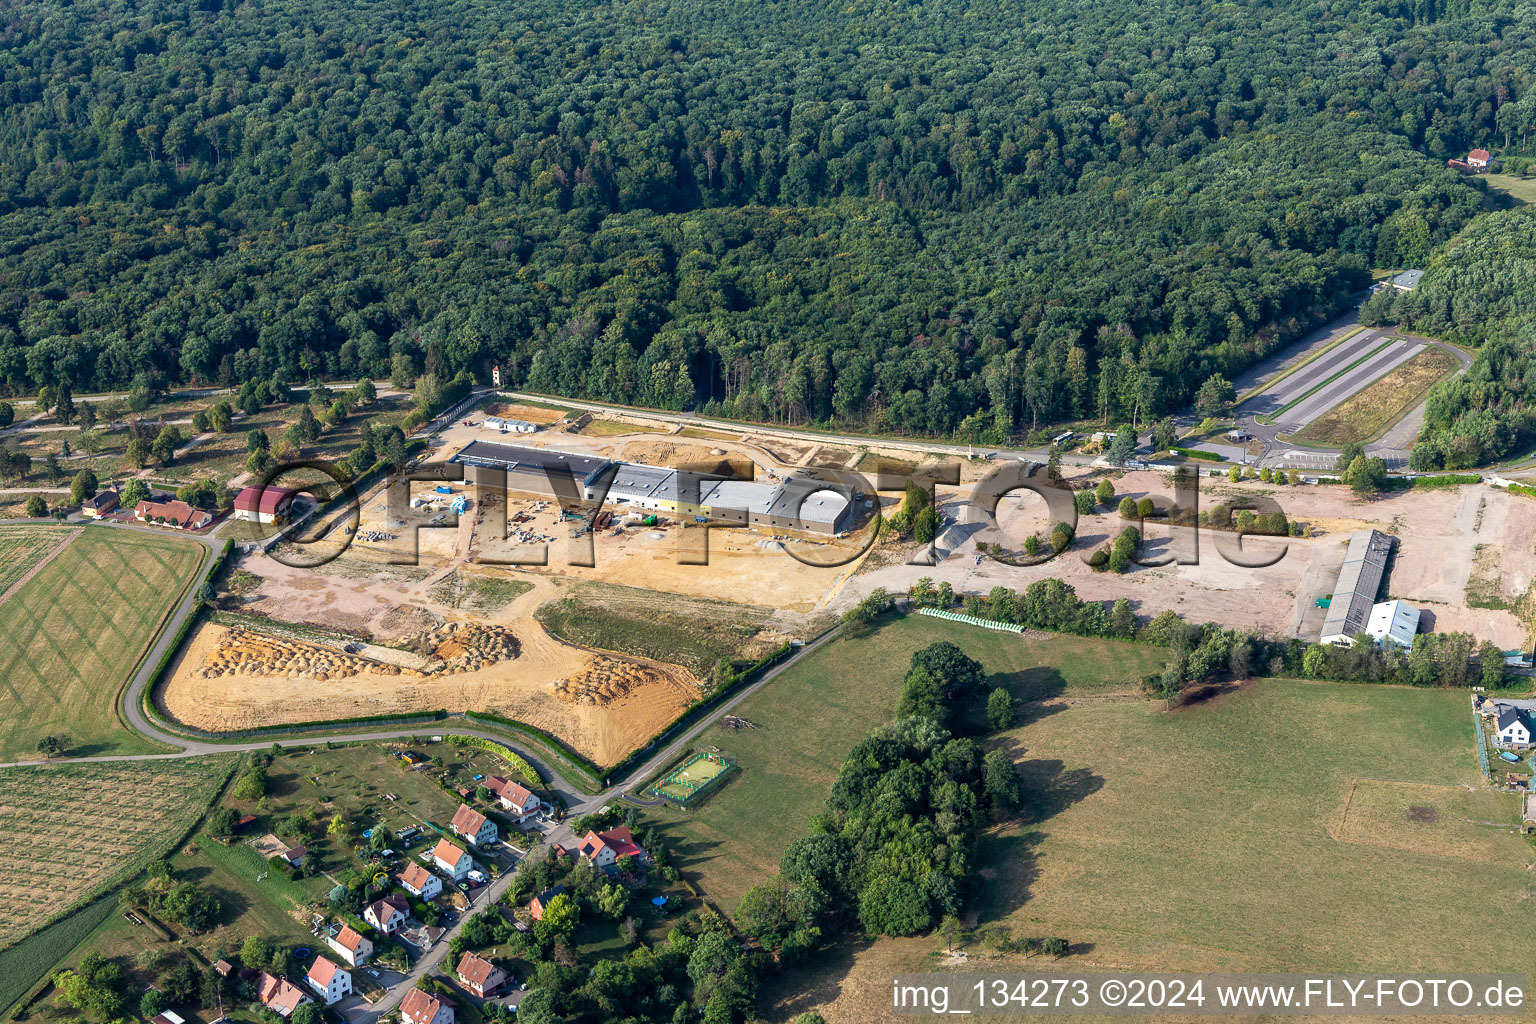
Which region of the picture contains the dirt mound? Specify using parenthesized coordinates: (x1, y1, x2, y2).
(554, 655, 693, 706)
(619, 440, 752, 477)
(401, 623, 520, 670)
(196, 624, 518, 680)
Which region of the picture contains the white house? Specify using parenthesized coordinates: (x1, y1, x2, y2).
(1365, 599, 1420, 650)
(232, 485, 299, 524)
(1497, 705, 1532, 749)
(325, 923, 372, 966)
(432, 837, 474, 880)
(363, 894, 409, 935)
(456, 951, 510, 997)
(305, 956, 352, 1005)
(576, 826, 645, 870)
(450, 804, 498, 847)
(399, 861, 442, 900)
(486, 776, 542, 823)
(401, 987, 456, 1024)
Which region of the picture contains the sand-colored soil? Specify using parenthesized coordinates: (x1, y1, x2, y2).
(161, 570, 702, 766)
(485, 402, 567, 425)
(618, 439, 753, 477)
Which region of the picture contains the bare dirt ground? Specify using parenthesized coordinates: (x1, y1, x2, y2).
(482, 401, 567, 425)
(843, 471, 1534, 647)
(160, 567, 701, 766)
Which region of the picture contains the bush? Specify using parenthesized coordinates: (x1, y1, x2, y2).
(1117, 496, 1137, 519)
(1135, 497, 1154, 518)
(1095, 479, 1115, 505)
(1073, 489, 1095, 515)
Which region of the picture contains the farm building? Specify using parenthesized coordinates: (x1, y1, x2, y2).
(456, 950, 510, 997)
(432, 836, 474, 879)
(399, 861, 442, 900)
(1365, 599, 1420, 650)
(401, 987, 456, 1024)
(364, 894, 409, 934)
(82, 489, 119, 518)
(305, 955, 352, 1005)
(447, 441, 854, 535)
(233, 485, 299, 523)
(325, 923, 372, 966)
(133, 497, 213, 530)
(1321, 530, 1394, 646)
(450, 803, 499, 846)
(485, 776, 542, 821)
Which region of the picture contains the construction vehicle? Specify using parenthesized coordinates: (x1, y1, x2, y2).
(642, 514, 659, 526)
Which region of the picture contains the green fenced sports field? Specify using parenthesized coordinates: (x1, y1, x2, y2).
(653, 751, 735, 805)
(0, 527, 204, 760)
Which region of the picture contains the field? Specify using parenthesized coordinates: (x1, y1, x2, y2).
(638, 615, 1169, 911)
(1293, 346, 1458, 445)
(425, 569, 534, 612)
(535, 583, 783, 678)
(0, 758, 234, 948)
(761, 667, 1536, 1021)
(1485, 173, 1536, 205)
(0, 526, 76, 597)
(0, 527, 204, 760)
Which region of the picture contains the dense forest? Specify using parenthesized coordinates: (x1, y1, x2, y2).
(0, 0, 1524, 436)
(1364, 207, 1536, 468)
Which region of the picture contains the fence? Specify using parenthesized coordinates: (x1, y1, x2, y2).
(918, 607, 1025, 633)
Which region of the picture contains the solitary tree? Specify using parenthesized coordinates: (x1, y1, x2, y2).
(985, 687, 1016, 731)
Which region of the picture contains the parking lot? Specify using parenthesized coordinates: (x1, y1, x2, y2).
(1238, 328, 1424, 432)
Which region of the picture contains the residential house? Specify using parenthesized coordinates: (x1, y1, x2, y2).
(456, 951, 509, 997)
(1497, 705, 1532, 749)
(577, 826, 645, 871)
(134, 497, 213, 530)
(529, 884, 567, 921)
(364, 893, 409, 934)
(399, 861, 442, 900)
(257, 973, 313, 1017)
(400, 987, 456, 1024)
(432, 837, 473, 880)
(325, 923, 373, 966)
(450, 803, 498, 847)
(233, 485, 299, 524)
(485, 776, 542, 822)
(305, 956, 353, 1005)
(1468, 148, 1492, 171)
(82, 489, 119, 518)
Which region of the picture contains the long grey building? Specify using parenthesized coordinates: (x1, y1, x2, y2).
(1321, 529, 1394, 646)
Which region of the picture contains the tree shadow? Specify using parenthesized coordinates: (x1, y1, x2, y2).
(971, 759, 1104, 921)
(759, 936, 872, 1022)
(1018, 758, 1105, 824)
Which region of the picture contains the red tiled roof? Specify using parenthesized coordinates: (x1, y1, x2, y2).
(456, 950, 501, 986)
(579, 825, 643, 861)
(334, 924, 366, 952)
(401, 862, 436, 892)
(432, 836, 469, 866)
(257, 972, 309, 1014)
(234, 485, 298, 513)
(134, 498, 211, 528)
(487, 776, 536, 807)
(401, 987, 446, 1024)
(451, 803, 488, 836)
(307, 955, 341, 986)
(1469, 148, 1492, 161)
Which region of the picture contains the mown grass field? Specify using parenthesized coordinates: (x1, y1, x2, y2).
(1485, 173, 1536, 205)
(536, 583, 778, 678)
(0, 758, 234, 948)
(0, 527, 203, 760)
(638, 615, 1168, 912)
(758, 643, 1536, 1021)
(0, 526, 75, 596)
(1294, 346, 1458, 446)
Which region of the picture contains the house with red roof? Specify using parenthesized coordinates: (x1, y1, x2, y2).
(364, 893, 409, 934)
(450, 803, 498, 847)
(485, 776, 542, 822)
(257, 972, 313, 1016)
(399, 861, 442, 900)
(456, 950, 509, 997)
(529, 883, 567, 921)
(134, 498, 213, 530)
(325, 923, 373, 966)
(577, 825, 646, 870)
(432, 837, 474, 880)
(1468, 148, 1492, 171)
(400, 987, 455, 1024)
(305, 955, 352, 1005)
(233, 485, 300, 524)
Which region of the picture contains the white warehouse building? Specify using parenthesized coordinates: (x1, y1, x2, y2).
(1365, 599, 1420, 650)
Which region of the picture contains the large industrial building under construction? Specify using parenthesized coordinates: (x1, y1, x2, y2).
(446, 440, 855, 536)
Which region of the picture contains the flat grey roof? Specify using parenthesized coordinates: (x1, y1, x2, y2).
(449, 441, 609, 480)
(1321, 529, 1393, 641)
(607, 463, 676, 502)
